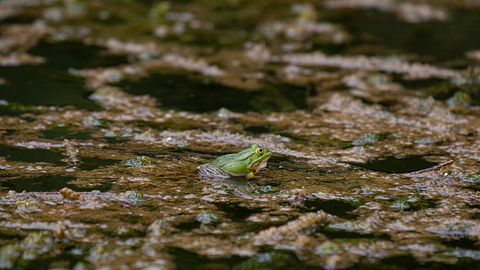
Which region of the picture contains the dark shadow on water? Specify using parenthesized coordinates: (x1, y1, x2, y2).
(0, 41, 127, 110)
(169, 247, 245, 270)
(29, 41, 128, 70)
(0, 144, 65, 165)
(214, 202, 264, 222)
(301, 199, 359, 219)
(169, 247, 320, 270)
(176, 220, 201, 231)
(351, 156, 437, 173)
(0, 175, 112, 192)
(0, 175, 75, 192)
(78, 156, 118, 170)
(18, 253, 89, 270)
(329, 10, 480, 62)
(348, 255, 480, 270)
(244, 125, 272, 134)
(117, 73, 310, 112)
(442, 238, 480, 250)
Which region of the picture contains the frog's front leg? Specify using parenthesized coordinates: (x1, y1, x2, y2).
(246, 171, 255, 179)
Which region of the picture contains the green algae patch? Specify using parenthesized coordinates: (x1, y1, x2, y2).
(123, 156, 153, 168)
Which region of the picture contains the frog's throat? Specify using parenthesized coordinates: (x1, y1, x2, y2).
(250, 155, 271, 173)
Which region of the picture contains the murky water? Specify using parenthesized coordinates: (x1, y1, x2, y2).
(352, 156, 437, 173)
(0, 42, 126, 110)
(1, 0, 480, 269)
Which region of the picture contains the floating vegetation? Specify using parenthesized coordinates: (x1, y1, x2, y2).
(195, 211, 219, 225)
(352, 133, 387, 146)
(1, 0, 480, 269)
(123, 156, 153, 168)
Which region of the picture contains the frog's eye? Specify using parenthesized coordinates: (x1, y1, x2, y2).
(256, 148, 264, 155)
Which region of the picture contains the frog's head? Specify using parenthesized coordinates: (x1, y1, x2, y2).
(247, 144, 272, 173)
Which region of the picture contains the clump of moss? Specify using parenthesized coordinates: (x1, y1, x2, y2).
(196, 211, 219, 225)
(123, 156, 153, 168)
(391, 195, 435, 211)
(254, 185, 277, 195)
(352, 133, 387, 146)
(0, 232, 55, 268)
(232, 251, 295, 270)
(460, 173, 480, 185)
(82, 116, 109, 128)
(391, 198, 412, 211)
(149, 2, 170, 22)
(0, 243, 22, 268)
(315, 241, 343, 255)
(119, 190, 144, 206)
(447, 91, 472, 107)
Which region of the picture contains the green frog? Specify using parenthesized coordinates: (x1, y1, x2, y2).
(197, 144, 272, 179)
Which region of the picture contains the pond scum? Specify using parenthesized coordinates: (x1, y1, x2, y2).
(1, 0, 480, 269)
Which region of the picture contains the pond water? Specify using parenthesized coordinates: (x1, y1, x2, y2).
(1, 1, 480, 269)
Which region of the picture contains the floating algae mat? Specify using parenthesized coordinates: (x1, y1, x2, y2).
(1, 0, 480, 269)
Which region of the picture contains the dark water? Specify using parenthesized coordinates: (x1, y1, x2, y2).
(214, 201, 264, 222)
(330, 10, 480, 62)
(244, 125, 272, 134)
(0, 175, 75, 192)
(0, 41, 127, 110)
(0, 174, 112, 192)
(169, 247, 246, 270)
(118, 73, 310, 112)
(348, 255, 480, 270)
(0, 144, 65, 165)
(352, 156, 437, 173)
(169, 248, 319, 270)
(78, 156, 117, 170)
(302, 199, 359, 219)
(19, 254, 89, 270)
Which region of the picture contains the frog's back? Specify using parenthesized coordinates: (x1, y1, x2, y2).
(210, 146, 256, 167)
(210, 153, 238, 167)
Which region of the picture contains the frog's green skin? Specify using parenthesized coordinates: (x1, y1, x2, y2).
(197, 144, 272, 179)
